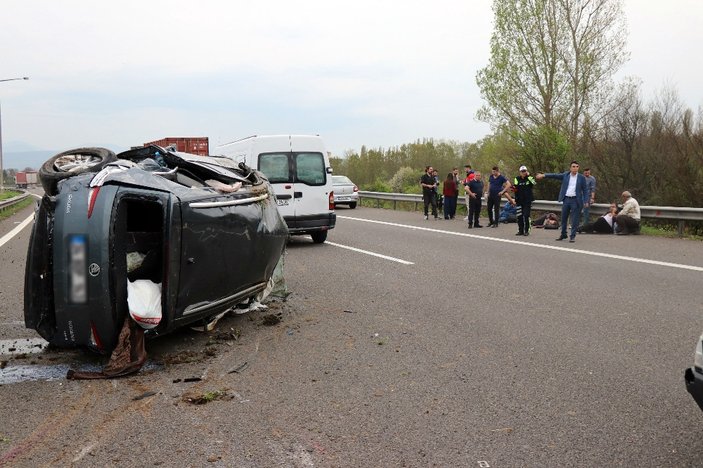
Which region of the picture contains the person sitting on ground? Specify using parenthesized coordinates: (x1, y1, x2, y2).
(615, 191, 641, 235)
(532, 212, 560, 229)
(579, 203, 618, 234)
(498, 201, 518, 223)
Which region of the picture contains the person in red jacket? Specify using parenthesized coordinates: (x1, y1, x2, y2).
(443, 172, 458, 219)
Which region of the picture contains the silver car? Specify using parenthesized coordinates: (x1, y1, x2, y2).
(332, 175, 359, 209)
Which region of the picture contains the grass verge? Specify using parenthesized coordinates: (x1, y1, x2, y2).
(0, 197, 35, 222)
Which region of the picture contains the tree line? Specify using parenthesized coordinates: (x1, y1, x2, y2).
(332, 0, 702, 216)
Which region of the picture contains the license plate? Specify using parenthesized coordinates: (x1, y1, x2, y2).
(336, 196, 351, 201)
(69, 235, 87, 303)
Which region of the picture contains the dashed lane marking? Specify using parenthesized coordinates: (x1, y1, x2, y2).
(337, 216, 703, 272)
(325, 241, 414, 265)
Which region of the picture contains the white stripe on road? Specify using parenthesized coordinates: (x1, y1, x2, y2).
(0, 213, 34, 249)
(337, 216, 703, 272)
(325, 241, 414, 265)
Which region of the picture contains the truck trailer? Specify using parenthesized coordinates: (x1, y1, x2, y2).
(15, 171, 38, 189)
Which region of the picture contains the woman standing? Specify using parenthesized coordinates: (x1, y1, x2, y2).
(443, 173, 458, 219)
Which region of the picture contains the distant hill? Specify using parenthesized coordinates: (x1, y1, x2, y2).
(2, 150, 56, 171)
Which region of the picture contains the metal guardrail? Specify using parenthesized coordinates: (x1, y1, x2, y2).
(0, 192, 31, 212)
(359, 191, 703, 236)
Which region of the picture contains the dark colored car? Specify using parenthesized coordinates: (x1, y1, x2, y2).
(25, 145, 288, 354)
(685, 332, 703, 411)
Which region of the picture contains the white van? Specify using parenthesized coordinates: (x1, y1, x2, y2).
(215, 135, 336, 243)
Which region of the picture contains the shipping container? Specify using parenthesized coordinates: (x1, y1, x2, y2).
(15, 171, 38, 189)
(143, 137, 209, 156)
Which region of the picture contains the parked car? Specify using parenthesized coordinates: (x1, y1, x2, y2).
(25, 145, 289, 354)
(332, 175, 359, 209)
(685, 332, 703, 411)
(216, 135, 336, 243)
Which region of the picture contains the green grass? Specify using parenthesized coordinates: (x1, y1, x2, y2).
(0, 190, 22, 201)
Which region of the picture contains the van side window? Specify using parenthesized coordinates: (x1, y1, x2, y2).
(258, 153, 291, 183)
(295, 153, 325, 186)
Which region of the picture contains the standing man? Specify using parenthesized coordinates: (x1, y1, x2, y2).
(581, 168, 597, 225)
(614, 191, 641, 235)
(462, 165, 475, 220)
(466, 171, 484, 228)
(536, 161, 588, 243)
(513, 165, 537, 236)
(487, 166, 512, 228)
(450, 167, 461, 219)
(420, 165, 438, 220)
(432, 168, 442, 212)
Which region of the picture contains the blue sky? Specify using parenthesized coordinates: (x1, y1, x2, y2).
(1, 0, 702, 164)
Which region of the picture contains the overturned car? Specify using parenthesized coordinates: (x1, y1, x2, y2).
(25, 145, 289, 354)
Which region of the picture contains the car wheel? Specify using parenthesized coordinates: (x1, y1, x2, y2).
(349, 202, 357, 209)
(39, 147, 117, 195)
(311, 231, 327, 244)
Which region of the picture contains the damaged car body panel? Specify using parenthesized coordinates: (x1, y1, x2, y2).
(25, 146, 289, 354)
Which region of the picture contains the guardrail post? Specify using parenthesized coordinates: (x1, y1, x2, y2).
(678, 220, 685, 237)
(393, 200, 397, 210)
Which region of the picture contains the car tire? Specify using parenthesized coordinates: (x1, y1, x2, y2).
(39, 147, 117, 195)
(349, 202, 357, 209)
(311, 231, 327, 244)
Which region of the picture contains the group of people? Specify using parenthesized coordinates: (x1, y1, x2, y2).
(420, 161, 641, 243)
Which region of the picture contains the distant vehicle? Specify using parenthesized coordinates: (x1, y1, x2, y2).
(685, 333, 703, 411)
(216, 135, 336, 243)
(143, 137, 209, 156)
(25, 145, 288, 354)
(15, 171, 38, 189)
(332, 175, 359, 209)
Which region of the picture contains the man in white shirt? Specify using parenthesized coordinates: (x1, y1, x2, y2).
(615, 191, 641, 235)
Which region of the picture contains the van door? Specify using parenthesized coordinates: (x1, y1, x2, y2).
(258, 152, 296, 224)
(258, 151, 330, 232)
(292, 152, 329, 220)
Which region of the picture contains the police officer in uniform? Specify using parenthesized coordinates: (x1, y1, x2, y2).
(513, 165, 537, 236)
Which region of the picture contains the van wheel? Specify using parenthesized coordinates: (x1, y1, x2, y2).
(349, 202, 357, 209)
(39, 147, 117, 195)
(311, 231, 327, 244)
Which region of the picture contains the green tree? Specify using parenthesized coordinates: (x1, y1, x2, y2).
(476, 0, 628, 152)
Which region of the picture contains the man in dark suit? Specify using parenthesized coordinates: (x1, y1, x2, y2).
(536, 161, 588, 243)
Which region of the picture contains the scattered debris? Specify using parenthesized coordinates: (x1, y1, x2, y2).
(182, 389, 234, 405)
(343, 309, 355, 314)
(228, 362, 249, 374)
(261, 314, 282, 326)
(132, 391, 158, 401)
(67, 318, 146, 380)
(183, 377, 202, 383)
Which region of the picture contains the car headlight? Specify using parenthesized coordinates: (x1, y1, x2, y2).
(694, 333, 703, 370)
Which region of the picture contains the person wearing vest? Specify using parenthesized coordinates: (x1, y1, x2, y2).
(513, 165, 537, 236)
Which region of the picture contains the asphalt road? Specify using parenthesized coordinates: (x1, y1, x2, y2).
(1, 204, 703, 467)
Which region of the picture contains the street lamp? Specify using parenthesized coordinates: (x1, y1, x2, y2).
(0, 77, 29, 193)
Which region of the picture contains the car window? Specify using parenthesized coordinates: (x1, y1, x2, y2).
(295, 153, 326, 186)
(332, 176, 352, 185)
(258, 153, 291, 183)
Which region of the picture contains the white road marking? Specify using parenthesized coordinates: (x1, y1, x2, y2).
(338, 216, 703, 272)
(325, 241, 414, 265)
(0, 213, 34, 249)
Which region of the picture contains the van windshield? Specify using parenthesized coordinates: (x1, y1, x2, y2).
(258, 152, 326, 186)
(295, 153, 325, 185)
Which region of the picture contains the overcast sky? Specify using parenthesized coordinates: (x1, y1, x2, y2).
(1, 0, 702, 157)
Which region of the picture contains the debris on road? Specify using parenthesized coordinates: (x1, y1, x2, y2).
(182, 389, 234, 405)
